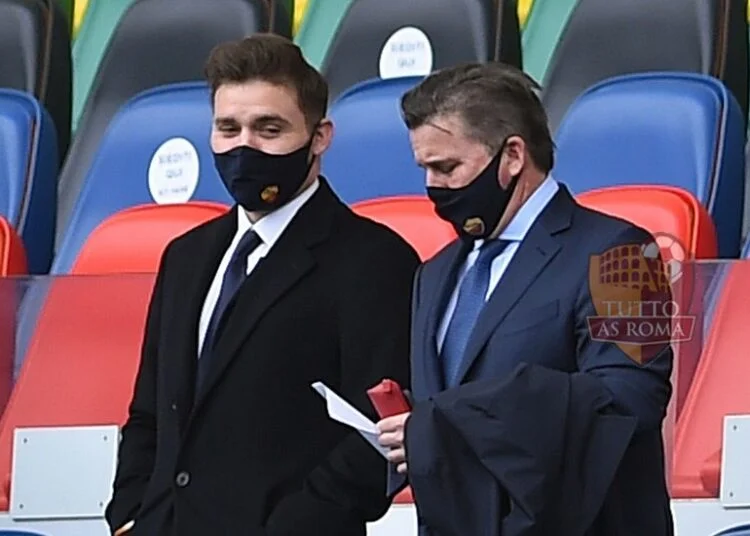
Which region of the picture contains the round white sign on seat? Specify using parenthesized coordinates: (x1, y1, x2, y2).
(148, 137, 200, 204)
(379, 26, 433, 79)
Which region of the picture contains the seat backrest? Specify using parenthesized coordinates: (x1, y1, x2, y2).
(0, 90, 58, 274)
(58, 0, 271, 245)
(576, 185, 718, 419)
(53, 82, 233, 274)
(554, 72, 745, 258)
(71, 0, 138, 132)
(520, 0, 577, 83)
(324, 77, 424, 204)
(0, 0, 71, 161)
(542, 0, 749, 132)
(0, 217, 27, 277)
(0, 272, 157, 510)
(71, 202, 230, 275)
(321, 0, 521, 101)
(576, 185, 718, 260)
(672, 261, 750, 499)
(351, 196, 456, 261)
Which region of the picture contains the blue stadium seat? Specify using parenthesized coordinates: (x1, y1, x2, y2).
(323, 77, 424, 204)
(0, 89, 58, 274)
(553, 72, 745, 258)
(51, 82, 231, 274)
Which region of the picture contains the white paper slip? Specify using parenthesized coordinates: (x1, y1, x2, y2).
(311, 382, 389, 459)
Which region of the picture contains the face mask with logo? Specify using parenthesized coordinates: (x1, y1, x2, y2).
(213, 139, 314, 211)
(426, 146, 519, 241)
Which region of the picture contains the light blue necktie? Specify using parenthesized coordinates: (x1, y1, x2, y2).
(441, 239, 510, 388)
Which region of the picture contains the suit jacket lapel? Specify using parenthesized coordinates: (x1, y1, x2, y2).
(163, 209, 236, 428)
(454, 188, 575, 384)
(190, 181, 336, 415)
(418, 240, 471, 396)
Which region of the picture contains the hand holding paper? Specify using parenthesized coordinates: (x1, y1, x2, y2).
(311, 382, 389, 459)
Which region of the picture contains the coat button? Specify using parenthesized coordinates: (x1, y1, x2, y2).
(171, 402, 178, 411)
(175, 471, 190, 487)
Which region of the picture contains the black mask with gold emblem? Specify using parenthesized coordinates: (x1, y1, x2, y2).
(213, 139, 314, 212)
(427, 146, 519, 241)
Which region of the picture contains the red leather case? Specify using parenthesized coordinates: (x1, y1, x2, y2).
(367, 379, 411, 418)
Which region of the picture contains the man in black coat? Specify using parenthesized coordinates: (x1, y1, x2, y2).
(105, 34, 420, 536)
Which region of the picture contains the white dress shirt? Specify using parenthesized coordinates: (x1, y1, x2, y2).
(437, 177, 560, 352)
(197, 179, 320, 355)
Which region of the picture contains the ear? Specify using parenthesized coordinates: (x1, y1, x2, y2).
(497, 135, 527, 187)
(311, 118, 334, 157)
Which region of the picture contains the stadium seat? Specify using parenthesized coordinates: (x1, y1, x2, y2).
(671, 261, 750, 499)
(266, 0, 294, 36)
(72, 0, 89, 37)
(521, 0, 577, 83)
(351, 196, 456, 261)
(0, 90, 58, 274)
(294, 0, 355, 69)
(71, 0, 138, 131)
(576, 185, 718, 260)
(541, 0, 749, 132)
(517, 0, 532, 27)
(324, 77, 423, 204)
(0, 0, 72, 162)
(0, 217, 27, 277)
(293, 0, 307, 34)
(576, 185, 717, 419)
(320, 0, 522, 102)
(70, 202, 230, 275)
(57, 0, 72, 25)
(0, 271, 158, 511)
(59, 0, 274, 246)
(554, 72, 745, 259)
(53, 82, 233, 274)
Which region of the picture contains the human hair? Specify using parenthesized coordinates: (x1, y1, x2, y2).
(400, 62, 554, 173)
(204, 34, 328, 130)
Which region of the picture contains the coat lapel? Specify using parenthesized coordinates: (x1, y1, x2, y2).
(189, 182, 336, 415)
(418, 240, 471, 396)
(163, 210, 236, 427)
(454, 189, 575, 384)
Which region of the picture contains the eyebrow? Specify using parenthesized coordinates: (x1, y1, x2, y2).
(418, 158, 460, 169)
(213, 114, 292, 127)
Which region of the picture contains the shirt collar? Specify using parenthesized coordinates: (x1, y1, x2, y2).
(236, 178, 320, 247)
(473, 175, 559, 251)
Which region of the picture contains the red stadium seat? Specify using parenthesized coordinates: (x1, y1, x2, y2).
(352, 196, 457, 261)
(0, 218, 26, 432)
(578, 185, 716, 404)
(0, 203, 229, 510)
(70, 202, 229, 274)
(576, 185, 717, 259)
(672, 263, 750, 498)
(0, 217, 27, 277)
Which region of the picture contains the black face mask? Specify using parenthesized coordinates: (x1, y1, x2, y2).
(427, 149, 519, 241)
(213, 139, 314, 212)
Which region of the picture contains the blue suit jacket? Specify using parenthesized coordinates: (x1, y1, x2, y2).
(402, 187, 674, 535)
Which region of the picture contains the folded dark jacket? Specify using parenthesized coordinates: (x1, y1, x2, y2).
(405, 363, 637, 536)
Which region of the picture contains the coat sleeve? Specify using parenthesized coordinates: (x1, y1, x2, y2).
(104, 247, 169, 531)
(576, 226, 674, 433)
(264, 235, 420, 536)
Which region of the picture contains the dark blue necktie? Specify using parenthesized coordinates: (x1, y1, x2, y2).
(197, 229, 262, 388)
(441, 239, 510, 388)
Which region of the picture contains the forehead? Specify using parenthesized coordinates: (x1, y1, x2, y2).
(212, 80, 304, 123)
(408, 114, 483, 162)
